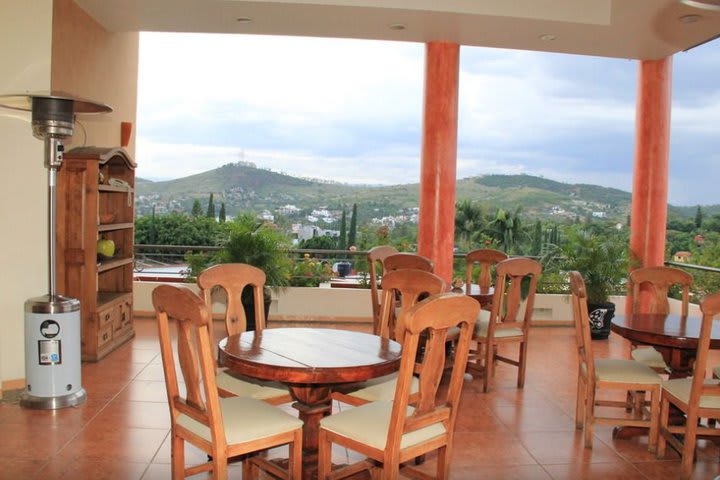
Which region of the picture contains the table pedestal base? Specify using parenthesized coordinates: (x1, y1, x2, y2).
(289, 385, 332, 480)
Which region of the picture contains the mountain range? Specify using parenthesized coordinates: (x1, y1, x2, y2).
(135, 162, 715, 222)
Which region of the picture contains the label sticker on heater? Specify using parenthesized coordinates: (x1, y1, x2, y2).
(38, 340, 61, 365)
(40, 319, 60, 338)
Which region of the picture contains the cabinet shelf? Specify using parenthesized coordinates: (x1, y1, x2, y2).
(99, 184, 133, 193)
(98, 222, 134, 232)
(97, 256, 133, 272)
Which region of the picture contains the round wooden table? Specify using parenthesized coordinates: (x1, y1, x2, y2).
(611, 313, 720, 378)
(218, 327, 402, 479)
(467, 285, 494, 309)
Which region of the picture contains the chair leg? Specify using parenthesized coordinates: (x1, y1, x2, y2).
(318, 429, 332, 480)
(657, 396, 670, 458)
(212, 452, 228, 480)
(681, 413, 699, 479)
(584, 386, 596, 448)
(172, 434, 185, 480)
(290, 429, 302, 480)
(647, 387, 660, 454)
(575, 378, 585, 430)
(483, 341, 493, 393)
(517, 340, 528, 389)
(436, 445, 450, 480)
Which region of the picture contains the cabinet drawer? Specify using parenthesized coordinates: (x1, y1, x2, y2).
(98, 323, 114, 348)
(97, 306, 117, 327)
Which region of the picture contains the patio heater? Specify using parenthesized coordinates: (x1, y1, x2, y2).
(0, 92, 112, 409)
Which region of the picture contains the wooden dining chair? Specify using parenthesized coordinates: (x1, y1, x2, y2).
(467, 257, 541, 393)
(318, 292, 479, 479)
(464, 248, 508, 298)
(197, 263, 291, 404)
(569, 271, 662, 452)
(629, 266, 693, 373)
(383, 252, 434, 273)
(367, 245, 399, 335)
(152, 284, 303, 480)
(332, 269, 446, 406)
(656, 291, 720, 478)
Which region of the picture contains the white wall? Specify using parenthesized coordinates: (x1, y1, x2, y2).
(0, 0, 54, 387)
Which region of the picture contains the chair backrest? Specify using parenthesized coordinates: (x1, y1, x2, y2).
(386, 293, 479, 459)
(197, 263, 267, 337)
(384, 252, 434, 273)
(569, 271, 595, 381)
(153, 285, 225, 446)
(687, 291, 720, 413)
(630, 266, 693, 316)
(464, 248, 509, 295)
(377, 269, 446, 343)
(367, 245, 399, 334)
(486, 257, 542, 337)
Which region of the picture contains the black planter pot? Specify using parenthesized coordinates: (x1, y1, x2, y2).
(587, 301, 616, 340)
(241, 287, 272, 332)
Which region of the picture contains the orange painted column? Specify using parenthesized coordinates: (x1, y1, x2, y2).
(628, 57, 672, 314)
(417, 42, 460, 284)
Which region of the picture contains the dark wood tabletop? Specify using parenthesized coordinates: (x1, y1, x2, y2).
(467, 285, 494, 308)
(611, 313, 720, 377)
(218, 327, 402, 479)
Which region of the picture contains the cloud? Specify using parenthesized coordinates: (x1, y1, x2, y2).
(136, 32, 720, 206)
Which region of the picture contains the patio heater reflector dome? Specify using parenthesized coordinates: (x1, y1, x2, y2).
(0, 92, 112, 409)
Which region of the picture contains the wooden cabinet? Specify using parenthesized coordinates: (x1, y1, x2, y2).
(56, 147, 136, 361)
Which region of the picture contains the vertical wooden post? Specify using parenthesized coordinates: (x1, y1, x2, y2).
(628, 57, 672, 313)
(417, 42, 460, 284)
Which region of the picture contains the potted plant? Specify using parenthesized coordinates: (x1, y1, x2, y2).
(186, 214, 292, 329)
(543, 227, 628, 339)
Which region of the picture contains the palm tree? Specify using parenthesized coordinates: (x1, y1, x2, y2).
(455, 200, 485, 250)
(486, 206, 527, 254)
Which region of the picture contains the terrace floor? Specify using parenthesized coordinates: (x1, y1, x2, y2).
(2, 317, 720, 479)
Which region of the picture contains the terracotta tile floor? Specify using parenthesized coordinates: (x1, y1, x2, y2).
(2, 317, 720, 479)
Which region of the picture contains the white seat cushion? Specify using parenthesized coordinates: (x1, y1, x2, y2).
(594, 358, 662, 384)
(177, 396, 302, 444)
(631, 347, 668, 370)
(473, 310, 522, 339)
(216, 368, 289, 401)
(662, 377, 720, 409)
(342, 373, 419, 403)
(713, 365, 720, 379)
(320, 401, 446, 450)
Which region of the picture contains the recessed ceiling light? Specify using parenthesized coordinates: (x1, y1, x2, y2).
(236, 17, 253, 24)
(388, 23, 406, 31)
(539, 34, 556, 41)
(679, 14, 703, 22)
(679, 0, 720, 10)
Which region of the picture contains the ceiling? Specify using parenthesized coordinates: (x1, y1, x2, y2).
(73, 0, 720, 60)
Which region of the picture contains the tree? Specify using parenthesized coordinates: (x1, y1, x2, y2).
(191, 199, 202, 217)
(695, 205, 703, 229)
(206, 193, 215, 219)
(455, 200, 485, 250)
(218, 202, 226, 223)
(348, 203, 358, 247)
(338, 209, 347, 249)
(149, 205, 157, 244)
(531, 220, 542, 255)
(486, 207, 527, 254)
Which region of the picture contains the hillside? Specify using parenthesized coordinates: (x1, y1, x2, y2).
(135, 162, 711, 223)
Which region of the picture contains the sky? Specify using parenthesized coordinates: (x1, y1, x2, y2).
(136, 32, 720, 207)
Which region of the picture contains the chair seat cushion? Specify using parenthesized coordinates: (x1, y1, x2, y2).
(594, 358, 662, 384)
(177, 396, 302, 444)
(216, 368, 289, 400)
(320, 401, 446, 450)
(473, 310, 522, 339)
(631, 347, 668, 369)
(713, 365, 720, 379)
(340, 373, 419, 403)
(662, 377, 720, 409)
